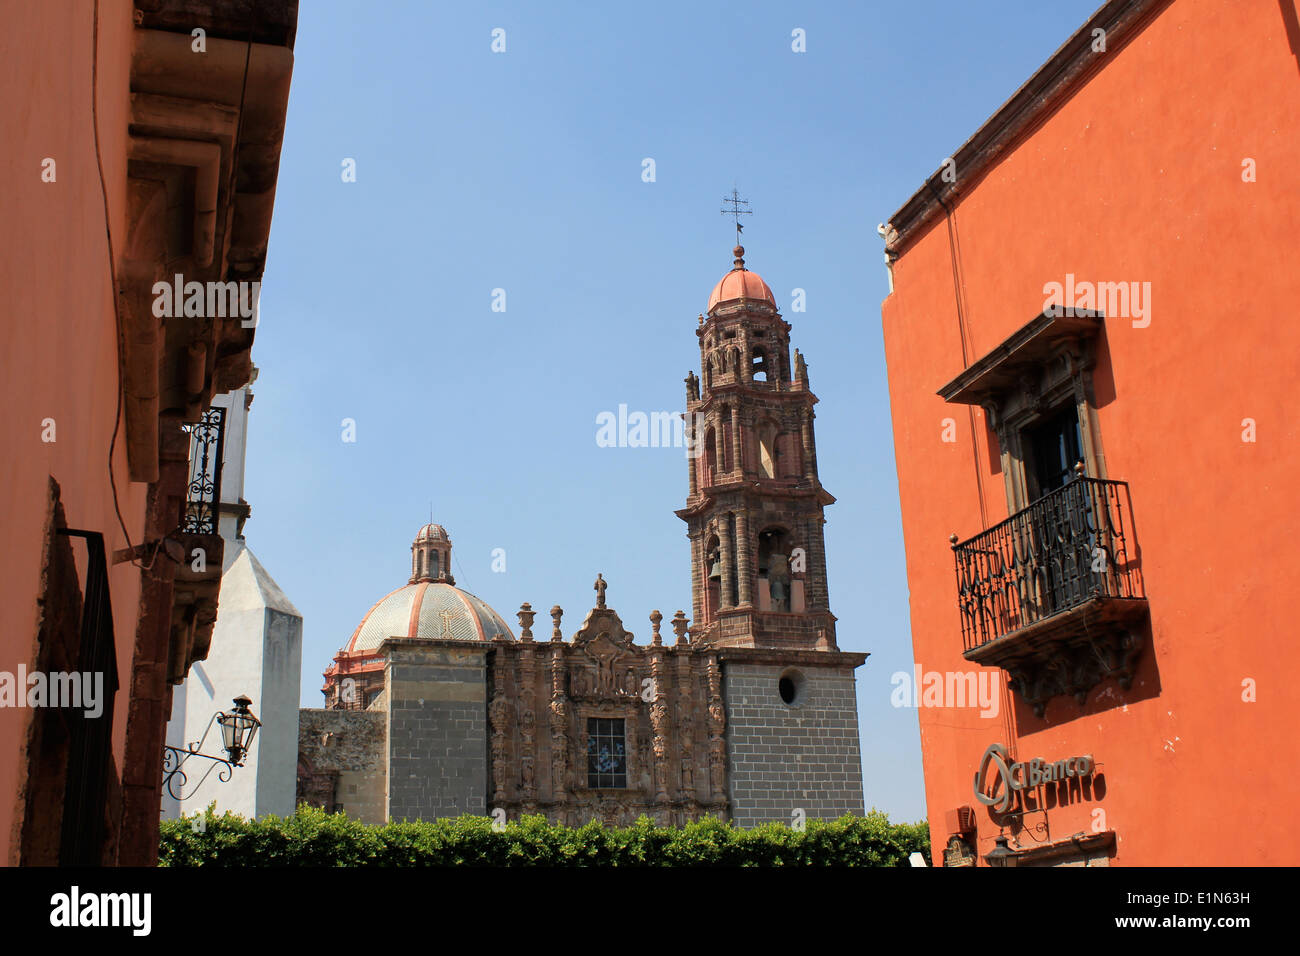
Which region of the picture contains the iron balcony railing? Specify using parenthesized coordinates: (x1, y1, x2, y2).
(181, 405, 226, 535)
(952, 477, 1142, 652)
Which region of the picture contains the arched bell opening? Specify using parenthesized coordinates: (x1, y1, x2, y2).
(704, 533, 722, 622)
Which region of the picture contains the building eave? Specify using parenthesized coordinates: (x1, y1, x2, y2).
(882, 0, 1168, 260)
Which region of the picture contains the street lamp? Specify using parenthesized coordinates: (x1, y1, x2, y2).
(163, 695, 262, 801)
(985, 834, 1018, 867)
(217, 694, 261, 766)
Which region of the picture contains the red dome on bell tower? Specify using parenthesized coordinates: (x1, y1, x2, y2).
(707, 246, 776, 313)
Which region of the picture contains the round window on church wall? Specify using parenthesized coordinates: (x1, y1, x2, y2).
(778, 669, 806, 706)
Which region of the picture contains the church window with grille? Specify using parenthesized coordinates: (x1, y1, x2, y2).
(586, 717, 627, 788)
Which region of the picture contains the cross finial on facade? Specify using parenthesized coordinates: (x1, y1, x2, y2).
(594, 573, 607, 608)
(720, 187, 752, 246)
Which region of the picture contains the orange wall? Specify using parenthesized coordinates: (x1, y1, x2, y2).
(881, 0, 1300, 865)
(0, 0, 145, 862)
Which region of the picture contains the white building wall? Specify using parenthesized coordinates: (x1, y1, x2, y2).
(163, 381, 302, 820)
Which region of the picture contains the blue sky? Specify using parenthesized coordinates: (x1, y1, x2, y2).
(245, 0, 1104, 823)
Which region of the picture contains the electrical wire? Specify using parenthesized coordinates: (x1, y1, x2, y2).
(91, 0, 140, 566)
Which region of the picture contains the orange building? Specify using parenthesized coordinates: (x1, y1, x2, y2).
(1, 1, 297, 864)
(880, 0, 1299, 865)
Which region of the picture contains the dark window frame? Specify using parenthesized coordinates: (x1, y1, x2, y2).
(585, 716, 627, 789)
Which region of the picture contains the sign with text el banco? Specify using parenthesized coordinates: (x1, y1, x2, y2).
(973, 743, 1095, 813)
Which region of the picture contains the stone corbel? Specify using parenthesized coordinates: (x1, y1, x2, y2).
(1003, 628, 1146, 717)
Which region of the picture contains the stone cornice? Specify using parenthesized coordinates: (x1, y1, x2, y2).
(691, 383, 817, 412)
(716, 647, 868, 669)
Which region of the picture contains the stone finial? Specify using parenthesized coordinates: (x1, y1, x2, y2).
(733, 245, 745, 270)
(671, 610, 690, 646)
(650, 609, 663, 646)
(594, 573, 607, 609)
(550, 605, 564, 642)
(518, 602, 535, 641)
(794, 348, 808, 384)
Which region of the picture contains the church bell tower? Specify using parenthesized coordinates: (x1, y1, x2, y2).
(676, 244, 838, 650)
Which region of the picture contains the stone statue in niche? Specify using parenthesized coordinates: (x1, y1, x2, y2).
(595, 636, 619, 696)
(679, 740, 694, 794)
(708, 700, 725, 735)
(768, 551, 790, 611)
(709, 746, 726, 797)
(489, 695, 510, 733)
(637, 735, 652, 789)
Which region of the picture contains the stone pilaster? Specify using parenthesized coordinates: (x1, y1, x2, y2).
(806, 515, 831, 613)
(706, 654, 726, 805)
(649, 649, 670, 802)
(735, 509, 752, 607)
(801, 409, 816, 481)
(729, 407, 743, 475)
(517, 644, 537, 808)
(549, 643, 568, 802)
(806, 408, 820, 480)
(676, 652, 696, 802)
(689, 533, 704, 627)
(719, 514, 734, 610)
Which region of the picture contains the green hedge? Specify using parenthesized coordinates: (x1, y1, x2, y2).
(160, 805, 930, 867)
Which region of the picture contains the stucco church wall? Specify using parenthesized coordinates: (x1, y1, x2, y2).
(256, 607, 303, 816)
(723, 663, 864, 827)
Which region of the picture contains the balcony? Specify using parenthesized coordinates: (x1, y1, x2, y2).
(951, 477, 1147, 715)
(181, 406, 226, 535)
(167, 406, 227, 683)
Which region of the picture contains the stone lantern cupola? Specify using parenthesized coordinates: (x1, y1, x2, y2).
(410, 522, 454, 585)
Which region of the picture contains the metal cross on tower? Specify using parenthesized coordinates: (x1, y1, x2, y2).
(720, 188, 752, 244)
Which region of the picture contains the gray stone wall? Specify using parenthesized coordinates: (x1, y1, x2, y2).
(385, 642, 488, 822)
(722, 663, 863, 827)
(297, 708, 387, 824)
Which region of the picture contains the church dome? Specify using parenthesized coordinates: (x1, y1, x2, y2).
(343, 522, 515, 653)
(345, 581, 514, 652)
(708, 246, 776, 312)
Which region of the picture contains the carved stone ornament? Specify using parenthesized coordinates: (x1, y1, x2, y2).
(708, 700, 725, 736)
(572, 631, 641, 701)
(1003, 629, 1145, 717)
(944, 835, 977, 868)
